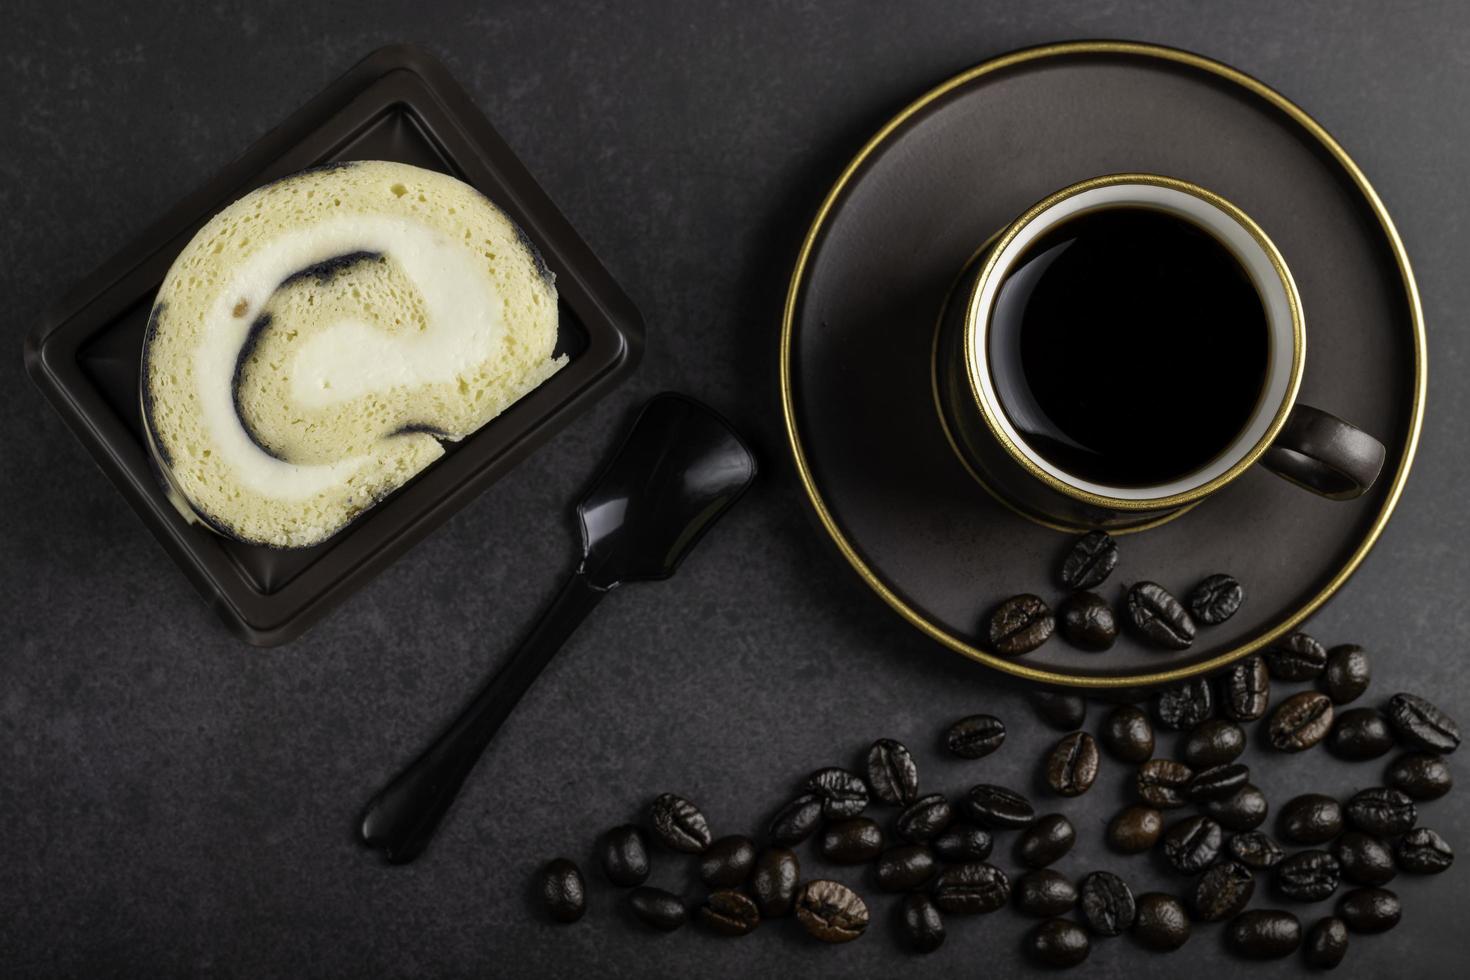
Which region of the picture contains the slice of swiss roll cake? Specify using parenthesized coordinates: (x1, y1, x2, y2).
(142, 160, 564, 548)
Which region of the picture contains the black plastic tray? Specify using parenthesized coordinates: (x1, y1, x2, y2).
(24, 45, 644, 646)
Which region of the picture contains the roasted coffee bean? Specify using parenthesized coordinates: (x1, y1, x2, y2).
(944, 714, 1006, 759)
(1396, 827, 1453, 874)
(1045, 732, 1100, 797)
(1273, 850, 1341, 902)
(1268, 691, 1334, 752)
(540, 858, 586, 923)
(866, 738, 919, 805)
(1060, 530, 1118, 589)
(990, 594, 1055, 655)
(1344, 787, 1416, 836)
(900, 892, 945, 954)
(700, 835, 757, 887)
(629, 887, 685, 931)
(650, 793, 712, 853)
(1228, 909, 1301, 958)
(1078, 871, 1136, 936)
(1201, 783, 1269, 831)
(1279, 793, 1343, 845)
(1386, 752, 1452, 800)
(1123, 581, 1193, 652)
(1108, 805, 1163, 854)
(1323, 644, 1371, 704)
(1031, 691, 1087, 730)
(1014, 869, 1079, 917)
(1191, 860, 1255, 921)
(932, 862, 1011, 914)
(1305, 916, 1348, 970)
(1221, 656, 1270, 721)
(1026, 918, 1091, 968)
(1186, 763, 1249, 803)
(1153, 678, 1213, 731)
(931, 824, 993, 862)
(769, 794, 823, 845)
(751, 848, 800, 917)
(1182, 718, 1246, 768)
(1127, 582, 1196, 650)
(599, 824, 650, 887)
(1386, 692, 1461, 753)
(1059, 591, 1118, 651)
(795, 879, 869, 943)
(1102, 705, 1155, 763)
(1133, 892, 1191, 951)
(819, 818, 884, 864)
(804, 767, 869, 819)
(1264, 632, 1327, 681)
(1188, 573, 1244, 625)
(897, 793, 955, 842)
(1018, 814, 1076, 868)
(1162, 815, 1223, 874)
(963, 784, 1035, 829)
(1136, 759, 1193, 809)
(1333, 832, 1396, 886)
(1328, 708, 1395, 760)
(700, 889, 760, 936)
(1336, 887, 1399, 934)
(1228, 832, 1285, 870)
(876, 844, 937, 892)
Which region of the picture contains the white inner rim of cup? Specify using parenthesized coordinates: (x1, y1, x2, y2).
(970, 183, 1298, 501)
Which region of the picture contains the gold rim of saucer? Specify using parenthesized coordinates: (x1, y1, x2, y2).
(961, 173, 1305, 512)
(778, 40, 1427, 689)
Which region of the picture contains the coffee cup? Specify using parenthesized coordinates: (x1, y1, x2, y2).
(934, 173, 1386, 530)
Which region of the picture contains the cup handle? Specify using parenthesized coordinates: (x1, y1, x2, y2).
(1259, 403, 1386, 500)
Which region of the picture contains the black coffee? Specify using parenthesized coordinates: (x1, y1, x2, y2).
(989, 206, 1268, 486)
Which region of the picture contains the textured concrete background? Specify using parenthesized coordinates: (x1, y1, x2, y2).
(2, 1, 1466, 976)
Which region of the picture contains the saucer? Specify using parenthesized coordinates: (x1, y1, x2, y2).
(780, 41, 1425, 688)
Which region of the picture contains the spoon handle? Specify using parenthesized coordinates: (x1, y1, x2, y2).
(359, 570, 607, 863)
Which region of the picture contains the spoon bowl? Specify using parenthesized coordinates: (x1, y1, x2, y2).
(579, 393, 757, 587)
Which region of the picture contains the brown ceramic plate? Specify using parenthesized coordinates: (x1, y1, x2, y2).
(781, 41, 1424, 689)
(25, 46, 643, 646)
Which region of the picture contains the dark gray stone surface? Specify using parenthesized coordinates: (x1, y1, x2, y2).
(1, 0, 1464, 976)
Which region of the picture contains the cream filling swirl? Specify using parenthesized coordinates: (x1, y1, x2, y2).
(194, 214, 505, 501)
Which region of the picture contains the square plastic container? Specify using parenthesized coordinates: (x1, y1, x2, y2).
(24, 45, 644, 645)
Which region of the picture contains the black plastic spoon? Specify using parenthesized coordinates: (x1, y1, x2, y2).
(359, 393, 757, 863)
